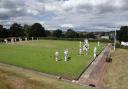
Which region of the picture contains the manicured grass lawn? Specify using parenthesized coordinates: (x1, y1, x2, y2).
(0, 40, 105, 80)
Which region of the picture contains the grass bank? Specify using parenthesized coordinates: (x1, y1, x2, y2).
(105, 48, 128, 89)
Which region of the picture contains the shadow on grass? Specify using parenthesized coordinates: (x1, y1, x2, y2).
(67, 57, 71, 61)
(58, 59, 63, 61)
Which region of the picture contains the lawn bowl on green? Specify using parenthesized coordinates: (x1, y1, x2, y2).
(0, 40, 105, 80)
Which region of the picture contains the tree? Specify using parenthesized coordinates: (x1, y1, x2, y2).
(30, 23, 46, 37)
(0, 25, 3, 30)
(2, 28, 9, 38)
(117, 26, 128, 42)
(0, 25, 9, 38)
(53, 29, 62, 38)
(0, 25, 3, 37)
(45, 30, 51, 37)
(78, 32, 88, 38)
(24, 24, 31, 37)
(86, 32, 96, 39)
(65, 29, 78, 38)
(10, 23, 24, 37)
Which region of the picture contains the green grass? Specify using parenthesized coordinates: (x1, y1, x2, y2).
(0, 40, 105, 80)
(105, 48, 128, 89)
(0, 68, 92, 89)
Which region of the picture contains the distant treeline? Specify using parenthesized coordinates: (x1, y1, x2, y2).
(0, 23, 128, 42)
(0, 23, 109, 39)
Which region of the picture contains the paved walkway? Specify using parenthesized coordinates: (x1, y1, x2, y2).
(78, 44, 112, 89)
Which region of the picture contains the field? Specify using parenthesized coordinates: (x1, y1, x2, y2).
(0, 40, 105, 80)
(105, 48, 128, 89)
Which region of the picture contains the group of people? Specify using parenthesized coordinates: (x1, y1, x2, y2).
(54, 49, 69, 62)
(54, 39, 99, 62)
(79, 39, 90, 55)
(4, 37, 37, 44)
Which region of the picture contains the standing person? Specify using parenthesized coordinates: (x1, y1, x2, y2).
(84, 39, 88, 45)
(64, 49, 68, 61)
(11, 38, 14, 43)
(84, 39, 89, 50)
(87, 42, 89, 50)
(98, 41, 100, 46)
(80, 41, 82, 48)
(4, 39, 8, 44)
(25, 37, 27, 41)
(55, 51, 59, 61)
(83, 44, 89, 55)
(79, 48, 82, 55)
(94, 47, 97, 59)
(85, 46, 88, 55)
(32, 37, 34, 41)
(19, 37, 22, 42)
(14, 38, 16, 42)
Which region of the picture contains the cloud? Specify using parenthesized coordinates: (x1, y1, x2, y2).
(61, 24, 74, 28)
(0, 0, 128, 31)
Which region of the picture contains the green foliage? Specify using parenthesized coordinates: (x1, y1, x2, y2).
(23, 24, 31, 37)
(29, 23, 46, 37)
(86, 32, 96, 39)
(45, 30, 51, 37)
(52, 29, 62, 38)
(0, 25, 9, 38)
(65, 29, 78, 38)
(117, 26, 128, 42)
(115, 41, 121, 48)
(10, 23, 24, 37)
(78, 32, 88, 38)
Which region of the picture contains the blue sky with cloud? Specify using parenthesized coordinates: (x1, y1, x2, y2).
(0, 0, 128, 31)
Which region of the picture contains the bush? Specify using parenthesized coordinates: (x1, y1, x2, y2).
(115, 41, 121, 48)
(114, 41, 128, 49)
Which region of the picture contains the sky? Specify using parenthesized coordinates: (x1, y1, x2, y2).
(0, 0, 128, 32)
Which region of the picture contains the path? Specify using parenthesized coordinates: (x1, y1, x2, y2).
(78, 44, 112, 89)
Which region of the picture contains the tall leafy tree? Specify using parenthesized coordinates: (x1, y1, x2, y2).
(24, 24, 31, 37)
(0, 25, 4, 38)
(65, 29, 78, 38)
(53, 29, 62, 38)
(30, 23, 46, 37)
(10, 23, 24, 37)
(117, 26, 128, 42)
(45, 30, 51, 37)
(0, 25, 3, 30)
(0, 25, 9, 38)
